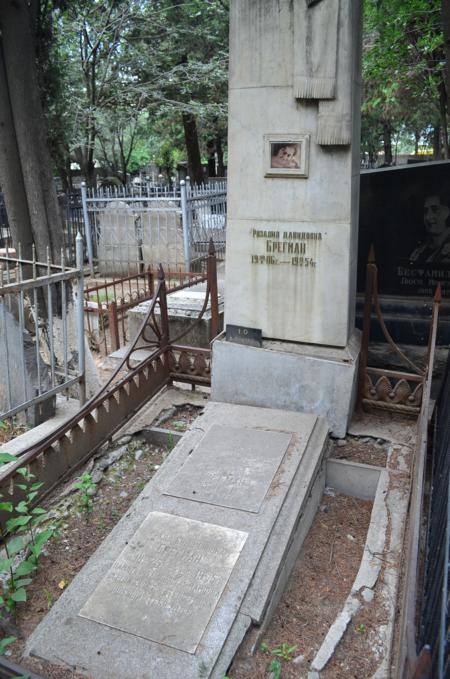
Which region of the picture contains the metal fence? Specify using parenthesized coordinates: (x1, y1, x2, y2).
(0, 193, 12, 249)
(0, 236, 85, 424)
(419, 351, 450, 678)
(1, 179, 228, 274)
(84, 268, 209, 355)
(81, 178, 227, 277)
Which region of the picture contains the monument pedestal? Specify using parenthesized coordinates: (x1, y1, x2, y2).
(212, 331, 361, 438)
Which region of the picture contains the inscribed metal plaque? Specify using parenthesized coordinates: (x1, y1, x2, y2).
(226, 324, 263, 347)
(79, 512, 247, 654)
(165, 425, 292, 513)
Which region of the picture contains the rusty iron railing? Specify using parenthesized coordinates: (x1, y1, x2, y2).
(84, 268, 212, 354)
(0, 241, 219, 519)
(357, 246, 441, 417)
(0, 656, 47, 678)
(84, 269, 154, 353)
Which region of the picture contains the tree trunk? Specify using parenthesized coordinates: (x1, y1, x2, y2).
(0, 0, 63, 263)
(206, 140, 216, 178)
(0, 41, 34, 258)
(382, 121, 393, 165)
(216, 134, 225, 177)
(433, 124, 441, 159)
(414, 130, 420, 156)
(439, 80, 450, 159)
(182, 111, 204, 185)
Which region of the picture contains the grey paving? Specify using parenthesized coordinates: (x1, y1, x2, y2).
(26, 402, 328, 679)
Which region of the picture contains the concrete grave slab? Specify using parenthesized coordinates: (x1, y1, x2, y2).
(165, 425, 292, 513)
(80, 511, 247, 654)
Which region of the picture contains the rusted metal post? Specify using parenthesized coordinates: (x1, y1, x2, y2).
(410, 645, 432, 679)
(207, 239, 219, 340)
(108, 300, 120, 352)
(425, 283, 441, 376)
(158, 264, 170, 350)
(147, 267, 154, 297)
(357, 245, 376, 413)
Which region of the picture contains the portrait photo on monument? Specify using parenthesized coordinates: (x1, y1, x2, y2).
(264, 134, 310, 178)
(270, 142, 300, 169)
(357, 161, 450, 297)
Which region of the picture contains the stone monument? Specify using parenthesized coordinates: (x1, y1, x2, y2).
(212, 0, 363, 437)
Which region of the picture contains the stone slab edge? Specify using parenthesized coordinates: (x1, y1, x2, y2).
(209, 422, 328, 674)
(241, 417, 329, 622)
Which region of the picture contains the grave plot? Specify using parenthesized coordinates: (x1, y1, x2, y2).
(24, 402, 329, 679)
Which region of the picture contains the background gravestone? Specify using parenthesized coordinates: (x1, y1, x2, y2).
(358, 161, 450, 297)
(140, 200, 185, 271)
(97, 201, 140, 276)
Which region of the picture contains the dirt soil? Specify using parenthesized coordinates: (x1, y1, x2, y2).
(155, 403, 205, 432)
(0, 421, 27, 445)
(228, 492, 373, 679)
(330, 435, 388, 467)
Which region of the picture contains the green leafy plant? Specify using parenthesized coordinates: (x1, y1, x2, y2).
(268, 658, 282, 679)
(271, 642, 297, 661)
(259, 640, 297, 678)
(171, 420, 186, 431)
(0, 636, 16, 655)
(166, 432, 175, 452)
(356, 623, 366, 634)
(0, 636, 30, 678)
(260, 641, 270, 654)
(0, 454, 53, 617)
(73, 473, 97, 513)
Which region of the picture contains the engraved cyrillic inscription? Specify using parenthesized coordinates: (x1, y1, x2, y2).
(79, 512, 247, 654)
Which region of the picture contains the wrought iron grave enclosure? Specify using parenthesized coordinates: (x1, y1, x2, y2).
(0, 237, 85, 422)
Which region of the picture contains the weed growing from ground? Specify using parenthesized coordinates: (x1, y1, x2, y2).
(0, 453, 53, 620)
(259, 640, 297, 678)
(73, 473, 97, 513)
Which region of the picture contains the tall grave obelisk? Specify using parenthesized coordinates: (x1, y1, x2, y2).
(212, 0, 363, 437)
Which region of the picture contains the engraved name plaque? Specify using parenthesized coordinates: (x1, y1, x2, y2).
(79, 512, 247, 654)
(165, 425, 292, 513)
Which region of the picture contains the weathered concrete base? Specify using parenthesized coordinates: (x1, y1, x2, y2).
(211, 330, 361, 438)
(26, 402, 328, 679)
(128, 289, 224, 349)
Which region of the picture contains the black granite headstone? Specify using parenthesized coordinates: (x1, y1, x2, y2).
(358, 161, 450, 298)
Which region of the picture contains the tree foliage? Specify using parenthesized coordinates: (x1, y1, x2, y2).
(362, 0, 447, 163)
(39, 0, 229, 186)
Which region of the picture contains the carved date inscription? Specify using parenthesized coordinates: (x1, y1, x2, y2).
(79, 512, 247, 654)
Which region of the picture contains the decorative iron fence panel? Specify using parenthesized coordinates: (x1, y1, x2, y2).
(420, 352, 450, 678)
(183, 179, 227, 268)
(0, 236, 85, 424)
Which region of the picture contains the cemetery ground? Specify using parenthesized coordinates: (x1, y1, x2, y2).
(0, 382, 413, 679)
